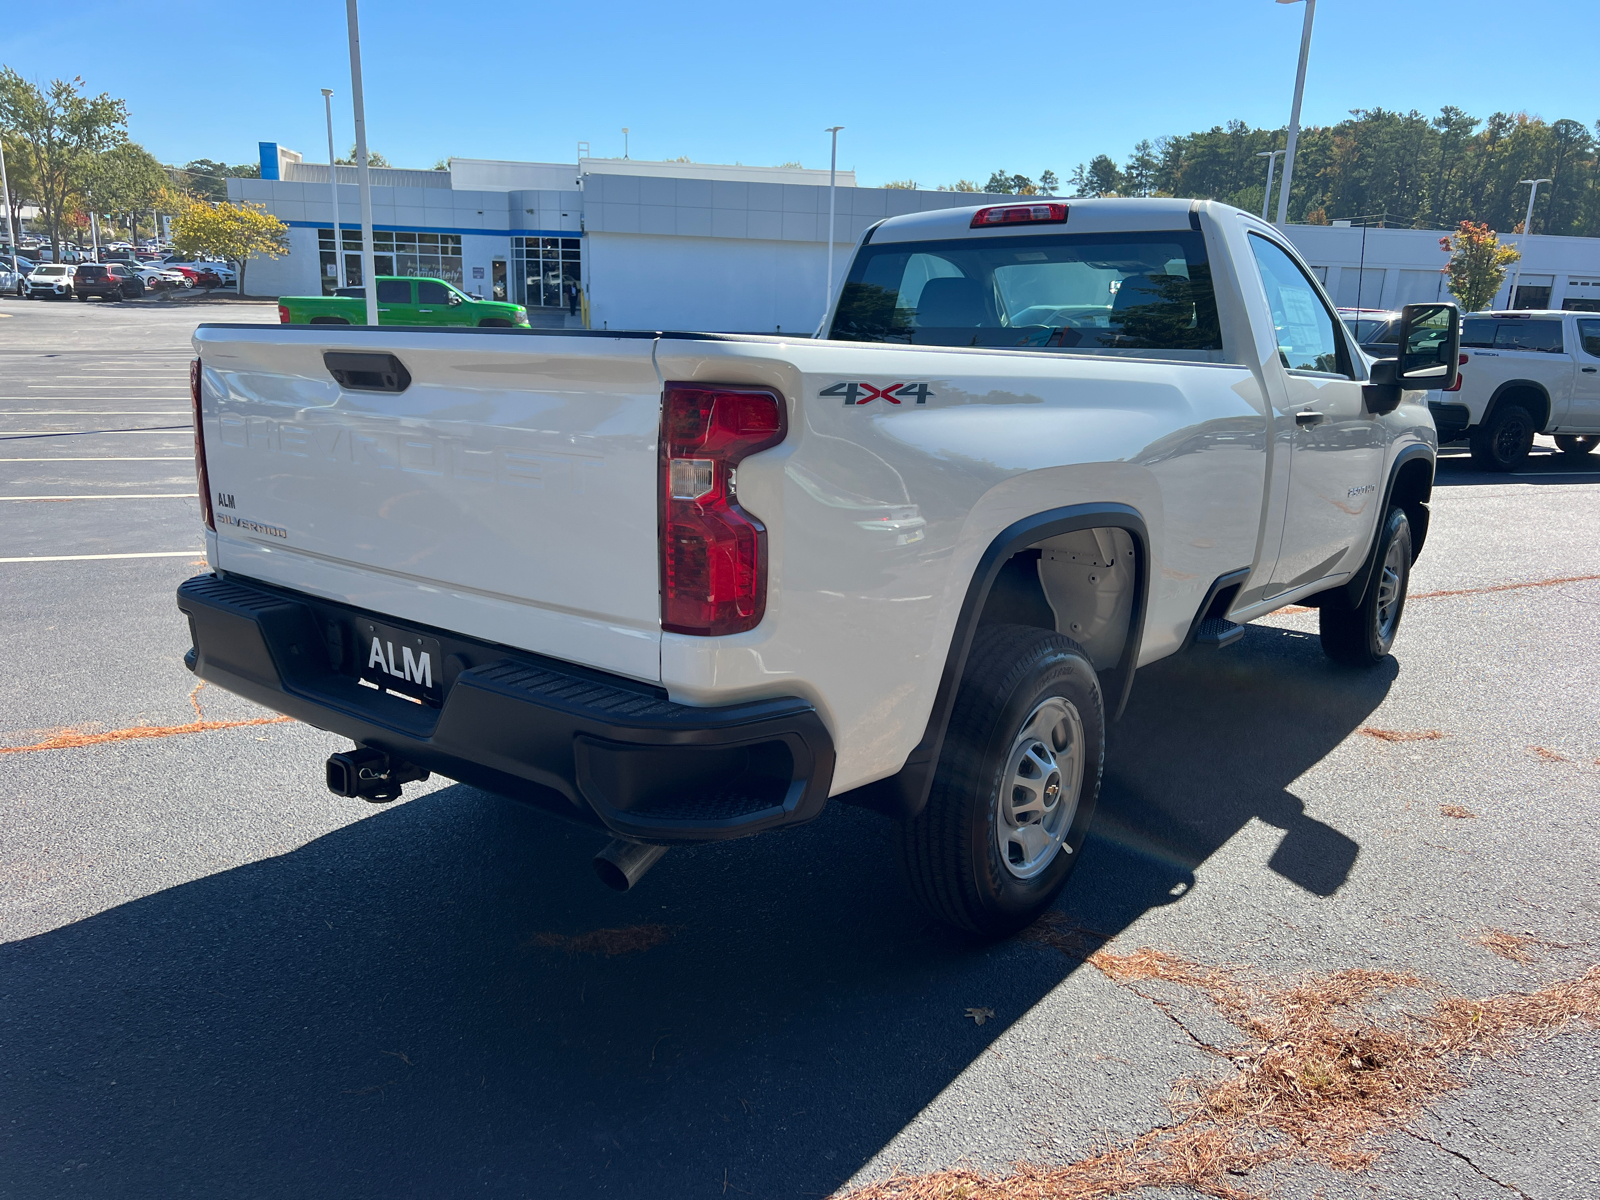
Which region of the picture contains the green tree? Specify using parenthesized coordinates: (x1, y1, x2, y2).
(984, 169, 1035, 194)
(335, 145, 391, 168)
(171, 198, 288, 296)
(0, 69, 128, 261)
(882, 179, 918, 190)
(1038, 169, 1059, 195)
(1441, 220, 1518, 313)
(88, 142, 168, 245)
(1123, 140, 1158, 196)
(1085, 155, 1124, 196)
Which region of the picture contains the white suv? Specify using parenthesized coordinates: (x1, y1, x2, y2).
(1429, 310, 1600, 469)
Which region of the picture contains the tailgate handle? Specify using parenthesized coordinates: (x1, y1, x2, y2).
(323, 351, 411, 393)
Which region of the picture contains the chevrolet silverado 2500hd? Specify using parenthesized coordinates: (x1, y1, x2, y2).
(1425, 309, 1600, 469)
(177, 198, 1459, 935)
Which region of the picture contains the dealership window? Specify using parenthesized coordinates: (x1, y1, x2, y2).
(512, 236, 581, 308)
(316, 228, 463, 294)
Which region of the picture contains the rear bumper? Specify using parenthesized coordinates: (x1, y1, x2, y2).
(1428, 401, 1471, 442)
(176, 574, 835, 843)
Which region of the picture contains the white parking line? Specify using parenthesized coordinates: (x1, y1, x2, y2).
(0, 456, 192, 461)
(0, 493, 197, 500)
(0, 411, 191, 415)
(0, 551, 201, 563)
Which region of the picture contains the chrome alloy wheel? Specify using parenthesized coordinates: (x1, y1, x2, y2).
(998, 696, 1085, 879)
(1375, 534, 1407, 644)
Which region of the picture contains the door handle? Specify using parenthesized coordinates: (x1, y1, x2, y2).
(1295, 410, 1325, 426)
(1582, 367, 1597, 373)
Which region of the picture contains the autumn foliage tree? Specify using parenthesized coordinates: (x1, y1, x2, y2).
(1440, 220, 1519, 313)
(171, 199, 288, 295)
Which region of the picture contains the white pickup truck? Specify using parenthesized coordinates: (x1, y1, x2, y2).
(1427, 309, 1600, 470)
(177, 198, 1459, 936)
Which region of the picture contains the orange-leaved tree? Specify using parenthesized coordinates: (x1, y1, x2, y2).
(1440, 220, 1519, 313)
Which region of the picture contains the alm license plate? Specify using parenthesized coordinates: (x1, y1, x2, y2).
(355, 619, 444, 707)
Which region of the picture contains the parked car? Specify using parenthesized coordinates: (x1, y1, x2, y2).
(1426, 309, 1600, 467)
(104, 263, 147, 298)
(25, 264, 74, 298)
(66, 263, 132, 301)
(182, 197, 1459, 935)
(1338, 307, 1403, 360)
(130, 263, 171, 289)
(159, 265, 202, 288)
(276, 276, 529, 326)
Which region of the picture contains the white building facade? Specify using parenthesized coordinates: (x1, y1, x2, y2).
(234, 144, 1600, 329)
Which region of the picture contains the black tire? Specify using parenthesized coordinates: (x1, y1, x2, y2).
(309, 316, 351, 325)
(1468, 403, 1535, 471)
(1320, 507, 1412, 667)
(1554, 434, 1598, 459)
(478, 318, 514, 328)
(893, 623, 1104, 938)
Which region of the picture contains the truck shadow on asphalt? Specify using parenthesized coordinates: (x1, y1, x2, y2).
(1433, 447, 1600, 485)
(3, 626, 1386, 1200)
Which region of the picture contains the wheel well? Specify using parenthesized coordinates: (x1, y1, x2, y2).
(1389, 456, 1433, 560)
(976, 527, 1137, 672)
(1486, 382, 1550, 431)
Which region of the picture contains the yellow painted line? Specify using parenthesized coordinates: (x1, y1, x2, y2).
(0, 551, 201, 563)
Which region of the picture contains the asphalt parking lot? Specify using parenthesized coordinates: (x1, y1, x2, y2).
(2, 295, 1597, 1200)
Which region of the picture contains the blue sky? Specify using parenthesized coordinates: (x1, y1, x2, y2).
(5, 1, 1595, 186)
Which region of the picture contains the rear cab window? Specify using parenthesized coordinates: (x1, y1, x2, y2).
(829, 230, 1224, 360)
(1461, 318, 1565, 353)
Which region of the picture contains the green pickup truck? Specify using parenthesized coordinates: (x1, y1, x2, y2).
(276, 276, 530, 327)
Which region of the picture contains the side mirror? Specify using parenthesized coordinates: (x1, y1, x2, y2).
(1395, 302, 1460, 389)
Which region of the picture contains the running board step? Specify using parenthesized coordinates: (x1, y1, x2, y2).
(1192, 617, 1245, 649)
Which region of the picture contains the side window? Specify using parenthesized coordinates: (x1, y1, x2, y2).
(1494, 321, 1563, 353)
(1577, 319, 1600, 359)
(375, 279, 411, 304)
(416, 280, 450, 305)
(1247, 234, 1348, 377)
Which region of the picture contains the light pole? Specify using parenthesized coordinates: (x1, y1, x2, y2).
(0, 135, 18, 281)
(345, 0, 378, 326)
(1256, 149, 1285, 220)
(622, 127, 629, 160)
(823, 125, 843, 333)
(1506, 177, 1551, 308)
(322, 88, 346, 288)
(1274, 0, 1316, 227)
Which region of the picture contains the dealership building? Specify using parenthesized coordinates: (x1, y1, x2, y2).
(234, 141, 1600, 330)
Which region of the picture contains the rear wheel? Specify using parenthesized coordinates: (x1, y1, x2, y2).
(1320, 506, 1412, 666)
(1554, 434, 1598, 459)
(1469, 403, 1535, 472)
(893, 624, 1103, 938)
(309, 316, 350, 325)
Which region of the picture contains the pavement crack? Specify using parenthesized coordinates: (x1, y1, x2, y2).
(1401, 1127, 1533, 1199)
(1117, 984, 1228, 1056)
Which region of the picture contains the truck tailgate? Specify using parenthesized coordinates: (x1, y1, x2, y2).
(192, 327, 663, 682)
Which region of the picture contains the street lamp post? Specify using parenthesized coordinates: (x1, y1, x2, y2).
(1506, 177, 1551, 308)
(1274, 0, 1316, 227)
(322, 88, 346, 288)
(0, 135, 18, 281)
(345, 0, 379, 326)
(823, 125, 843, 333)
(622, 128, 629, 160)
(1256, 149, 1285, 220)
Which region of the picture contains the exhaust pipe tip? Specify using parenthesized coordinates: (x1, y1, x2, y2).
(593, 838, 669, 892)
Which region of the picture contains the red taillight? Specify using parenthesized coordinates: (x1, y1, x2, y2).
(660, 384, 786, 636)
(278, 304, 290, 324)
(1442, 352, 1468, 392)
(970, 202, 1068, 229)
(191, 358, 214, 532)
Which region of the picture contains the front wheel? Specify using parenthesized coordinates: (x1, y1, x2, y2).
(1554, 434, 1598, 459)
(1320, 506, 1412, 666)
(477, 317, 514, 328)
(893, 624, 1104, 938)
(1469, 403, 1535, 472)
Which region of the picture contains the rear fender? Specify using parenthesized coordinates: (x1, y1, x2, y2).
(836, 503, 1149, 820)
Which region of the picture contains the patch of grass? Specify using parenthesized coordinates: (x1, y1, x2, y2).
(841, 951, 1599, 1199)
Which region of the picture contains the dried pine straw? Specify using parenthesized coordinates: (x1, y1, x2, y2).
(1358, 727, 1446, 743)
(841, 951, 1599, 1200)
(1438, 804, 1477, 819)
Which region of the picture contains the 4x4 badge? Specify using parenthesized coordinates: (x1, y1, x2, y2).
(822, 381, 936, 406)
